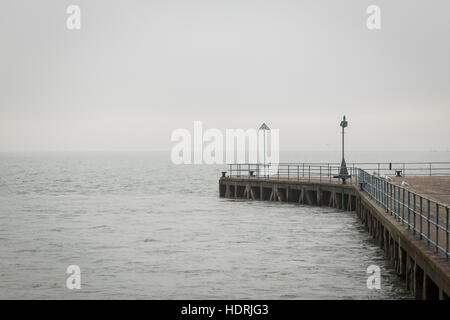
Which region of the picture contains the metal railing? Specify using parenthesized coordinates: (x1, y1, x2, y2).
(229, 162, 450, 177)
(228, 163, 357, 184)
(341, 162, 450, 177)
(357, 168, 449, 260)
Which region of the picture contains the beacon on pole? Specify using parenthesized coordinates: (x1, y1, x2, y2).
(259, 123, 270, 177)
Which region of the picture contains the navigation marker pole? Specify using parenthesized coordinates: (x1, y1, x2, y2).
(259, 123, 270, 177)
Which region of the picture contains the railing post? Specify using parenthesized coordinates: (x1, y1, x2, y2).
(370, 175, 372, 199)
(372, 175, 374, 198)
(427, 199, 431, 246)
(378, 178, 380, 204)
(420, 197, 423, 240)
(402, 188, 405, 224)
(374, 175, 376, 200)
(385, 181, 388, 209)
(436, 205, 439, 253)
(379, 178, 381, 204)
(377, 178, 379, 204)
(374, 177, 377, 202)
(407, 191, 411, 230)
(446, 207, 449, 260)
(381, 180, 384, 207)
(393, 185, 397, 217)
(387, 183, 391, 214)
(390, 183, 393, 214)
(390, 183, 395, 216)
(371, 175, 377, 201)
(320, 166, 322, 183)
(413, 194, 416, 233)
(391, 183, 394, 215)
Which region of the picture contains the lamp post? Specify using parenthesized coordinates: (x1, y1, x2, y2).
(339, 115, 349, 184)
(259, 123, 270, 176)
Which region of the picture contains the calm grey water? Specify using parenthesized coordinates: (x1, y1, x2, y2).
(3, 151, 447, 299)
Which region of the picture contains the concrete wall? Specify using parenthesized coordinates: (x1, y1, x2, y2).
(219, 177, 450, 300)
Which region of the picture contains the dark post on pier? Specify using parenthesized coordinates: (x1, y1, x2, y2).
(338, 115, 349, 184)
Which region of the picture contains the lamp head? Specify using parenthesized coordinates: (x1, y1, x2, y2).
(340, 115, 348, 128)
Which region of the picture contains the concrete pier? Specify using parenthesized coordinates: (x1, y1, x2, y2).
(219, 176, 450, 300)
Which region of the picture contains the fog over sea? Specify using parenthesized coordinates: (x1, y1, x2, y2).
(1, 150, 449, 299)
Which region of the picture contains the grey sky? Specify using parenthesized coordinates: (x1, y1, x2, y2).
(0, 0, 449, 152)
